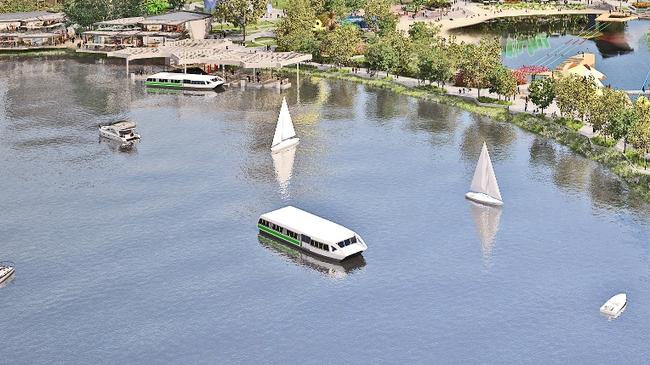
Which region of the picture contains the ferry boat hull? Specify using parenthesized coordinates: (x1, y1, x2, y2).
(271, 137, 300, 153)
(143, 81, 224, 90)
(465, 192, 503, 207)
(258, 229, 364, 262)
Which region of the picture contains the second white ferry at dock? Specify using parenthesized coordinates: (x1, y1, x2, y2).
(144, 72, 225, 90)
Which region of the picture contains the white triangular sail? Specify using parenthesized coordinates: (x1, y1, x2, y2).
(272, 97, 296, 147)
(272, 143, 297, 197)
(469, 142, 502, 202)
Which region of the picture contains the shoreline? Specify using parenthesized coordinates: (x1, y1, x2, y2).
(294, 67, 650, 200)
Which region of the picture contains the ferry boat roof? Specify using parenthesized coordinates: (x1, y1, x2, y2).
(261, 206, 356, 243)
(148, 72, 221, 81)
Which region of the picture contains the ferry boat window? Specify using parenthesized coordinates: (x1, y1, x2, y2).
(183, 80, 191, 84)
(301, 235, 310, 243)
(324, 244, 329, 251)
(351, 236, 357, 243)
(146, 78, 153, 82)
(159, 79, 168, 82)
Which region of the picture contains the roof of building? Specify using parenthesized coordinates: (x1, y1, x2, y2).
(261, 206, 357, 244)
(96, 17, 145, 27)
(0, 11, 65, 22)
(139, 11, 211, 26)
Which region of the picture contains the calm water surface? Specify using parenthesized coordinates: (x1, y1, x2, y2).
(452, 17, 650, 90)
(1, 59, 650, 363)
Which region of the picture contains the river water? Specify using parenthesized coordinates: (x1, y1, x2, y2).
(1, 58, 650, 363)
(452, 16, 650, 90)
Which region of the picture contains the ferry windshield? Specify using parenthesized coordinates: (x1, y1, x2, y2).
(336, 236, 357, 248)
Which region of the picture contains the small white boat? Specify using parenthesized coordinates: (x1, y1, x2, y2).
(99, 121, 141, 143)
(466, 142, 503, 206)
(271, 97, 299, 153)
(600, 293, 627, 317)
(144, 72, 224, 90)
(0, 262, 15, 285)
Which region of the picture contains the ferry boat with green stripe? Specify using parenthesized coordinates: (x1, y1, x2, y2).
(144, 72, 224, 90)
(258, 206, 367, 261)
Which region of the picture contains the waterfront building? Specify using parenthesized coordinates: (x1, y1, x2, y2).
(0, 11, 68, 50)
(80, 11, 212, 54)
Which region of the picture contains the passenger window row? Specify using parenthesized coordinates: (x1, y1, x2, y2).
(337, 236, 357, 248)
(258, 219, 297, 239)
(309, 239, 329, 252)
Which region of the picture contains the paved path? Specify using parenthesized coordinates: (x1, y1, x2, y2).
(305, 62, 560, 117)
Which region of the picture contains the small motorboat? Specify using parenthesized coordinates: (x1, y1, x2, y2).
(0, 262, 15, 285)
(600, 293, 627, 318)
(99, 121, 141, 143)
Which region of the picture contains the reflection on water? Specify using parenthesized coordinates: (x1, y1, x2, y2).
(451, 16, 650, 89)
(460, 115, 517, 162)
(468, 202, 502, 264)
(258, 234, 366, 279)
(271, 144, 297, 199)
(99, 138, 139, 154)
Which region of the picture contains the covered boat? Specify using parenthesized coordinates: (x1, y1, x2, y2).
(600, 293, 627, 318)
(99, 120, 141, 143)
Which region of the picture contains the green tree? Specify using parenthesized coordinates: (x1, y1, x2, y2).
(169, 0, 185, 10)
(589, 87, 628, 137)
(528, 77, 555, 114)
(457, 38, 501, 97)
(488, 65, 517, 100)
(320, 24, 361, 66)
(408, 22, 441, 44)
(364, 0, 396, 35)
(365, 34, 398, 76)
(418, 47, 452, 86)
(145, 0, 170, 15)
(217, 0, 266, 42)
(276, 0, 319, 54)
(630, 96, 650, 167)
(555, 74, 597, 122)
(609, 107, 638, 152)
(65, 0, 111, 27)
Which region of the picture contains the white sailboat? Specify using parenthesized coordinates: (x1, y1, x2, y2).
(466, 142, 503, 206)
(271, 97, 299, 153)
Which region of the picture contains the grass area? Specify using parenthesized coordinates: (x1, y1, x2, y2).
(592, 135, 617, 148)
(0, 48, 78, 58)
(288, 66, 650, 201)
(477, 96, 512, 106)
(211, 20, 277, 34)
(557, 117, 583, 132)
(245, 37, 277, 48)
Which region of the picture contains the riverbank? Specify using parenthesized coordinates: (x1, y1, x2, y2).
(294, 66, 650, 200)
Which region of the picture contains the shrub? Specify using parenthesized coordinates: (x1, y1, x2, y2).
(593, 135, 616, 147)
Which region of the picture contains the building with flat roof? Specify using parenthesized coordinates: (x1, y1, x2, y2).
(0, 11, 68, 50)
(80, 11, 212, 54)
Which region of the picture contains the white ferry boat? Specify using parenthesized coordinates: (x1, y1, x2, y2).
(99, 121, 141, 143)
(144, 72, 225, 90)
(258, 206, 367, 261)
